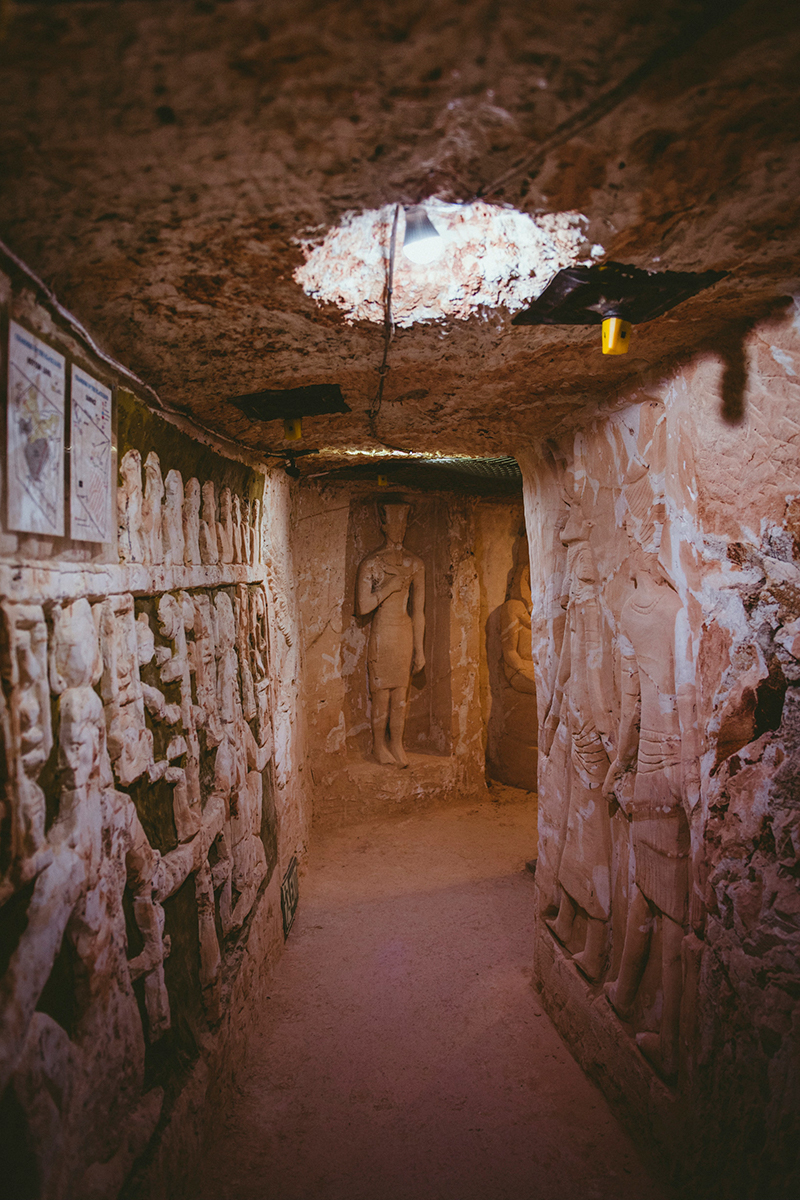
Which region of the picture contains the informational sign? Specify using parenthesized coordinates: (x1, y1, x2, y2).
(7, 321, 66, 536)
(70, 365, 113, 542)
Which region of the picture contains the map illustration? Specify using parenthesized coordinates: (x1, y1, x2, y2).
(7, 322, 66, 536)
(70, 366, 113, 542)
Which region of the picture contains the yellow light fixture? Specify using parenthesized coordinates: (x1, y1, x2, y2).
(602, 316, 631, 355)
(283, 417, 302, 441)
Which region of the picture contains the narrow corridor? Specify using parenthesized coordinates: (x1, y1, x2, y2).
(196, 798, 671, 1200)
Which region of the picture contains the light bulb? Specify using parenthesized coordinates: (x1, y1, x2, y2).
(402, 206, 443, 265)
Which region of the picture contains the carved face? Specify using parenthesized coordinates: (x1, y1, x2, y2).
(59, 710, 100, 789)
(381, 504, 410, 544)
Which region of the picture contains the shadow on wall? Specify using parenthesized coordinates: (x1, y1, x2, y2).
(485, 532, 538, 790)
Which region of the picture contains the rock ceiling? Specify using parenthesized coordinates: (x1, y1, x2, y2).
(1, 0, 798, 475)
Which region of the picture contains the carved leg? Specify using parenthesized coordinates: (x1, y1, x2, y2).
(387, 687, 409, 768)
(637, 914, 683, 1081)
(605, 885, 651, 1020)
(546, 889, 576, 945)
(370, 688, 394, 765)
(573, 916, 607, 981)
(195, 860, 222, 1021)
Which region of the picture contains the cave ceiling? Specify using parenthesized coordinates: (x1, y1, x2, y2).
(1, 0, 798, 475)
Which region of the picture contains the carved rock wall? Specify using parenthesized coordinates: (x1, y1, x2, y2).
(0, 262, 309, 1200)
(519, 304, 800, 1198)
(295, 480, 500, 826)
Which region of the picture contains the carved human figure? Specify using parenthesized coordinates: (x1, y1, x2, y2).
(199, 480, 220, 565)
(235, 584, 257, 720)
(603, 556, 700, 1080)
(488, 547, 539, 789)
(0, 604, 52, 888)
(250, 584, 272, 746)
(217, 486, 235, 564)
(190, 594, 223, 747)
(97, 594, 154, 785)
(183, 477, 202, 565)
(162, 468, 185, 567)
(356, 501, 425, 768)
(141, 451, 165, 565)
(232, 493, 244, 564)
(118, 448, 144, 563)
(241, 498, 252, 565)
(250, 497, 261, 565)
(541, 502, 613, 981)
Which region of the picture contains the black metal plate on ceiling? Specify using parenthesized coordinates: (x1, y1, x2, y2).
(231, 383, 351, 421)
(511, 261, 726, 327)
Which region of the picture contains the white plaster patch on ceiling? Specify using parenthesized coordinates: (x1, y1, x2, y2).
(294, 201, 601, 327)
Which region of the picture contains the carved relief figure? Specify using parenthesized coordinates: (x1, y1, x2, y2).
(603, 553, 700, 1080)
(217, 486, 234, 565)
(183, 477, 202, 565)
(356, 501, 425, 768)
(487, 541, 538, 789)
(250, 497, 261, 565)
(118, 448, 144, 563)
(141, 451, 165, 565)
(0, 604, 52, 887)
(232, 493, 244, 564)
(162, 468, 185, 567)
(98, 594, 154, 785)
(200, 480, 220, 565)
(541, 501, 613, 981)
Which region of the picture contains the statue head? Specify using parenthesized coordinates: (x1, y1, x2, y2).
(379, 501, 411, 546)
(58, 687, 105, 790)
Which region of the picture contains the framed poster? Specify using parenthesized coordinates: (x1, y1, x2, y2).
(7, 321, 66, 536)
(70, 364, 113, 542)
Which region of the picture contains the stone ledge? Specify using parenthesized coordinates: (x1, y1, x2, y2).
(532, 902, 685, 1189)
(0, 560, 266, 604)
(312, 752, 486, 828)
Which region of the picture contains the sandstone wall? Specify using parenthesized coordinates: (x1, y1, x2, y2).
(0, 252, 310, 1200)
(519, 303, 800, 1198)
(295, 480, 507, 825)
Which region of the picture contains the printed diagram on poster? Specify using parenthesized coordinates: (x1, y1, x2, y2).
(70, 365, 113, 542)
(7, 321, 66, 536)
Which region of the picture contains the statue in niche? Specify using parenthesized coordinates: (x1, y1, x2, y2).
(118, 448, 144, 563)
(487, 539, 538, 790)
(217, 486, 235, 564)
(603, 551, 700, 1081)
(162, 468, 185, 567)
(199, 480, 220, 565)
(356, 501, 425, 768)
(141, 451, 165, 565)
(183, 477, 202, 565)
(0, 604, 52, 894)
(541, 499, 613, 981)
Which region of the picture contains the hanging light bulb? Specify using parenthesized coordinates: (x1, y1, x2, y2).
(402, 205, 443, 265)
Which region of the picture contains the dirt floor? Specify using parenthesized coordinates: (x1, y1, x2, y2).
(196, 797, 672, 1200)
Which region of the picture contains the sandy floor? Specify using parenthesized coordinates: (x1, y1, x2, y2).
(197, 798, 672, 1200)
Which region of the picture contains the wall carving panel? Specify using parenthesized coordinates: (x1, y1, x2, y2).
(0, 451, 278, 1199)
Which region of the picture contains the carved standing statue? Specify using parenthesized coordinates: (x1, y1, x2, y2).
(356, 501, 425, 768)
(541, 500, 613, 981)
(603, 552, 700, 1080)
(487, 541, 539, 789)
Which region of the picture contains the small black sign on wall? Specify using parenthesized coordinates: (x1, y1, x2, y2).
(281, 856, 299, 939)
